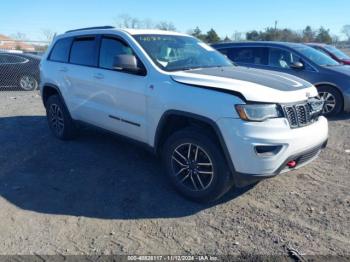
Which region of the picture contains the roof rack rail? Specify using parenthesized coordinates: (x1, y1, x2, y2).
(65, 26, 115, 34)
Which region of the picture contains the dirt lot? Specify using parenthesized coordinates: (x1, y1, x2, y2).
(0, 91, 349, 257)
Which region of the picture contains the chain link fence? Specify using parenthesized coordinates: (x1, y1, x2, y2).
(0, 39, 49, 92)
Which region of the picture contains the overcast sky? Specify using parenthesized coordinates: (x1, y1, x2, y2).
(1, 0, 349, 40)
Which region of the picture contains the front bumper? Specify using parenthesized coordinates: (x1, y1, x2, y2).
(216, 116, 328, 186)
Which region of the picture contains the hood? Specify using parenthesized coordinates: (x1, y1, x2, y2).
(170, 66, 318, 103)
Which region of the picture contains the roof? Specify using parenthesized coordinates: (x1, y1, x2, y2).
(61, 27, 188, 38)
(305, 42, 328, 47)
(212, 41, 307, 49)
(122, 28, 188, 36)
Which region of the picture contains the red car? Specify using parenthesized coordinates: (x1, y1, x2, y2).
(306, 43, 350, 65)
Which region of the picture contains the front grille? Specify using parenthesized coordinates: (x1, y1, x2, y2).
(283, 99, 323, 128)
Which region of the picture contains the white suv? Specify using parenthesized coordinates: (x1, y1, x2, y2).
(40, 26, 328, 202)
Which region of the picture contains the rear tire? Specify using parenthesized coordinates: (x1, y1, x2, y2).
(163, 127, 233, 203)
(19, 75, 38, 91)
(317, 85, 343, 116)
(46, 95, 78, 140)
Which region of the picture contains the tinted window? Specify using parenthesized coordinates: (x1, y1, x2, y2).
(324, 45, 350, 60)
(70, 37, 97, 66)
(269, 48, 292, 68)
(294, 46, 339, 66)
(226, 47, 268, 65)
(49, 38, 72, 62)
(99, 37, 133, 69)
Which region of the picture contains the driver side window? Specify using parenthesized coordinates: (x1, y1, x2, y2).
(99, 37, 133, 70)
(268, 48, 293, 69)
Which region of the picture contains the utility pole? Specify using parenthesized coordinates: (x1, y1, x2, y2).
(274, 20, 278, 40)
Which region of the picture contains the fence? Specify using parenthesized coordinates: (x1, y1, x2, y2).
(0, 40, 49, 92)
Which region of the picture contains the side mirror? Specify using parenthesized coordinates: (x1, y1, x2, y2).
(113, 55, 143, 74)
(290, 61, 304, 69)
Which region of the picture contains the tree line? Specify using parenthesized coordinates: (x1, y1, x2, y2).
(8, 13, 350, 46)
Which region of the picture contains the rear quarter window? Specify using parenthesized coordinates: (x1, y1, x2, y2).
(49, 38, 72, 63)
(224, 47, 268, 65)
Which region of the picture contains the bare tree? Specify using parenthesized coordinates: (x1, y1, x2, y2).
(11, 32, 27, 41)
(156, 21, 176, 31)
(115, 14, 143, 28)
(115, 14, 176, 31)
(342, 25, 350, 41)
(42, 29, 56, 43)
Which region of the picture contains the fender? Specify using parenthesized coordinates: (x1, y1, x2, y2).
(41, 83, 72, 117)
(154, 110, 236, 176)
(313, 82, 342, 93)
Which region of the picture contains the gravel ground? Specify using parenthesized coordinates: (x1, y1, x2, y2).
(0, 91, 349, 257)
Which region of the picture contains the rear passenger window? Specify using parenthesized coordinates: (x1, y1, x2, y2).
(70, 37, 97, 66)
(49, 38, 72, 62)
(99, 37, 133, 69)
(226, 47, 268, 65)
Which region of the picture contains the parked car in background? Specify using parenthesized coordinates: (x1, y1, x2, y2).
(306, 43, 350, 65)
(0, 52, 40, 91)
(40, 27, 328, 202)
(212, 42, 350, 116)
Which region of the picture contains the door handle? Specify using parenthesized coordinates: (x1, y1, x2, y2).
(93, 73, 104, 80)
(59, 67, 68, 72)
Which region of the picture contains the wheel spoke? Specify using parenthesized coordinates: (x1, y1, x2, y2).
(180, 170, 191, 183)
(187, 143, 191, 159)
(190, 172, 198, 191)
(198, 171, 213, 175)
(195, 173, 205, 189)
(175, 167, 188, 176)
(174, 149, 187, 162)
(194, 146, 199, 161)
(197, 162, 212, 166)
(172, 156, 187, 167)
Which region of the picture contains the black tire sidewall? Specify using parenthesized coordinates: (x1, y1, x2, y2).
(46, 95, 76, 140)
(163, 128, 232, 202)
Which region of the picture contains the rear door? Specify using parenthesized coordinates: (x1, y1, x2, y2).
(219, 46, 269, 69)
(66, 35, 106, 125)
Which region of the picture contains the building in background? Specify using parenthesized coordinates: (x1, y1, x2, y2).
(0, 34, 35, 52)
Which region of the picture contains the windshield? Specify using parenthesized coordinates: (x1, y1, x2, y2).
(133, 34, 233, 71)
(324, 45, 350, 60)
(295, 46, 340, 66)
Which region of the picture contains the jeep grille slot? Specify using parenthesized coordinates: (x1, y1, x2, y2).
(283, 99, 323, 129)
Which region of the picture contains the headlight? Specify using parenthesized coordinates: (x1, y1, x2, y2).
(235, 104, 283, 122)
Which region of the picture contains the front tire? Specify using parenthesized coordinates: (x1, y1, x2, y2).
(163, 127, 233, 203)
(318, 85, 343, 116)
(46, 95, 78, 140)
